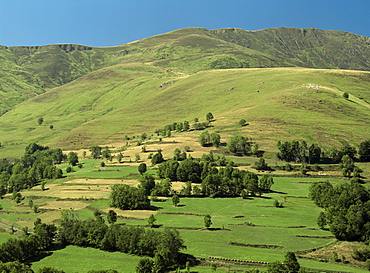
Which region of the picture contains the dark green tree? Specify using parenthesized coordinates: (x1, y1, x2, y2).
(110, 184, 150, 210)
(253, 158, 269, 170)
(136, 258, 154, 273)
(138, 173, 155, 196)
(172, 194, 180, 207)
(68, 152, 79, 166)
(90, 146, 102, 159)
(343, 92, 349, 99)
(102, 147, 111, 160)
(284, 252, 300, 273)
(227, 135, 251, 155)
(148, 214, 156, 227)
(204, 214, 212, 229)
(38, 117, 44, 126)
(107, 210, 117, 224)
(206, 112, 214, 122)
(317, 211, 327, 229)
(138, 163, 147, 175)
(210, 132, 221, 147)
(151, 150, 164, 165)
(359, 140, 370, 162)
(259, 174, 274, 192)
(238, 119, 247, 127)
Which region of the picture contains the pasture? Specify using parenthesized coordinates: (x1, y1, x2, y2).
(0, 135, 369, 272)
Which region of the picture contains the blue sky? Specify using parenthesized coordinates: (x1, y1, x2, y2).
(0, 0, 369, 47)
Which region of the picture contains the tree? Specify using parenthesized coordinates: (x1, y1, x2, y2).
(90, 145, 102, 159)
(138, 163, 147, 175)
(210, 132, 221, 147)
(136, 258, 154, 273)
(254, 158, 269, 170)
(343, 92, 349, 99)
(117, 152, 123, 163)
(68, 152, 79, 166)
(204, 214, 212, 229)
(38, 117, 44, 126)
(206, 112, 214, 122)
(102, 147, 111, 160)
(49, 125, 54, 130)
(107, 210, 117, 224)
(151, 150, 164, 165)
(172, 194, 180, 207)
(135, 154, 140, 163)
(199, 131, 210, 147)
(148, 214, 156, 227)
(259, 175, 274, 192)
(238, 119, 247, 127)
(317, 212, 327, 229)
(284, 252, 300, 273)
(138, 173, 155, 196)
(359, 140, 370, 162)
(110, 184, 150, 210)
(227, 135, 251, 155)
(183, 121, 190, 131)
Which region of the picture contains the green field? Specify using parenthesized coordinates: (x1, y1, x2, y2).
(0, 67, 369, 159)
(1, 27, 370, 273)
(1, 155, 368, 272)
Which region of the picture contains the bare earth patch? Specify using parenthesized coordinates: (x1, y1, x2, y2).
(102, 208, 157, 219)
(39, 200, 89, 211)
(298, 241, 367, 268)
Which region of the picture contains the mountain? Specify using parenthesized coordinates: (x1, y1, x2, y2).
(1, 27, 369, 114)
(0, 27, 370, 156)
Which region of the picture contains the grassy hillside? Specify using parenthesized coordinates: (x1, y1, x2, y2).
(0, 66, 369, 157)
(1, 27, 369, 114)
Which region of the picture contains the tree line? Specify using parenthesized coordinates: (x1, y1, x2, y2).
(277, 139, 370, 164)
(58, 210, 186, 273)
(156, 152, 273, 198)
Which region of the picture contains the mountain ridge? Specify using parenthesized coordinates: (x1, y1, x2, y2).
(1, 26, 369, 115)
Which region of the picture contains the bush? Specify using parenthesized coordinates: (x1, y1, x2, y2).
(254, 158, 269, 170)
(66, 166, 73, 173)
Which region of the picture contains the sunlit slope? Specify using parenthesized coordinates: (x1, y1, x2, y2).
(2, 26, 370, 114)
(0, 67, 369, 156)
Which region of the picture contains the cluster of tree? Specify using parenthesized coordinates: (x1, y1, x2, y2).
(309, 179, 370, 242)
(276, 140, 322, 164)
(0, 220, 57, 264)
(277, 140, 370, 164)
(110, 184, 150, 210)
(0, 143, 64, 195)
(157, 155, 273, 197)
(199, 131, 221, 147)
(155, 121, 191, 136)
(58, 211, 186, 273)
(227, 135, 260, 156)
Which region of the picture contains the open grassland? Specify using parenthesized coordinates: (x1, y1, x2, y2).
(30, 245, 141, 273)
(0, 67, 369, 158)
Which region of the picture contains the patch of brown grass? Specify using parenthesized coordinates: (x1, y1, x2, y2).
(102, 208, 157, 219)
(299, 240, 367, 268)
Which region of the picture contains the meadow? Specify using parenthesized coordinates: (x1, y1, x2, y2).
(1, 138, 368, 272)
(0, 67, 370, 159)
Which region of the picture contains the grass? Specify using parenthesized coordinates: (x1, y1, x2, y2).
(29, 245, 142, 273)
(0, 156, 368, 272)
(0, 67, 369, 159)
